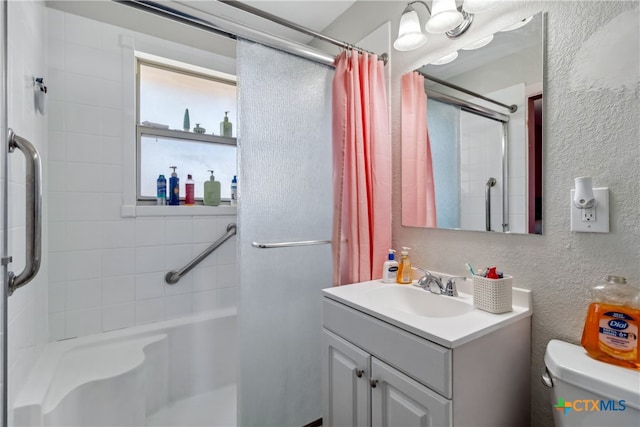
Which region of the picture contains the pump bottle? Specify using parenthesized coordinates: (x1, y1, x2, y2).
(203, 170, 221, 206)
(581, 275, 640, 369)
(396, 247, 413, 285)
(382, 249, 398, 283)
(168, 166, 180, 205)
(220, 111, 232, 137)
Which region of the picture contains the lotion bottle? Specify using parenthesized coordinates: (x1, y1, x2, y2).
(396, 247, 413, 285)
(168, 166, 180, 205)
(203, 170, 221, 206)
(382, 249, 398, 283)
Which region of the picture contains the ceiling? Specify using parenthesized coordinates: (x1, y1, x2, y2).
(166, 0, 358, 44)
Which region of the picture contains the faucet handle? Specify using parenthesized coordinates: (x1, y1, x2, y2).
(444, 276, 466, 297)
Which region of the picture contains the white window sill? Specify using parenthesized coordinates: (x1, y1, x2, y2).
(121, 205, 237, 218)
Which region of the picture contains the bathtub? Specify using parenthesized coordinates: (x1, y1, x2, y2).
(13, 308, 236, 426)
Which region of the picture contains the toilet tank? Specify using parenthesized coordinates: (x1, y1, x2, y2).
(544, 339, 640, 427)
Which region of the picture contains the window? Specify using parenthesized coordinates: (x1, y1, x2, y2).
(137, 58, 237, 203)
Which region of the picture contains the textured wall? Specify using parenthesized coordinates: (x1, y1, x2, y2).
(323, 1, 640, 426)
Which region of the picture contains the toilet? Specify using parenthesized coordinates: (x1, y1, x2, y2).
(543, 339, 640, 426)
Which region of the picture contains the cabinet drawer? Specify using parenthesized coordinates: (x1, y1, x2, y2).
(323, 298, 452, 398)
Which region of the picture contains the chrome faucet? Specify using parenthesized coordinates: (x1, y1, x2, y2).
(414, 268, 444, 295)
(443, 276, 467, 297)
(414, 268, 466, 297)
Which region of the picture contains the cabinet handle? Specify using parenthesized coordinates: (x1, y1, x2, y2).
(355, 369, 364, 378)
(370, 379, 378, 388)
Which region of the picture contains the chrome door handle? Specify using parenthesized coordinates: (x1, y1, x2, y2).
(251, 239, 330, 249)
(355, 369, 364, 378)
(370, 379, 378, 388)
(7, 129, 42, 295)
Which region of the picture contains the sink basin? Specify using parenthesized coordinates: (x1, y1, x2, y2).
(365, 285, 473, 318)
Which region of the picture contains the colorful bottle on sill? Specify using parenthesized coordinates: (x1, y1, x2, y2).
(156, 174, 166, 206)
(183, 108, 190, 132)
(230, 175, 237, 206)
(185, 174, 195, 206)
(396, 247, 412, 285)
(581, 275, 640, 369)
(203, 170, 221, 206)
(168, 166, 180, 205)
(220, 111, 232, 137)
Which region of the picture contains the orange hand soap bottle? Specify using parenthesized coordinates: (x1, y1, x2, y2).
(581, 275, 640, 369)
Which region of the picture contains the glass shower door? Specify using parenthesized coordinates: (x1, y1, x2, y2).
(236, 39, 333, 427)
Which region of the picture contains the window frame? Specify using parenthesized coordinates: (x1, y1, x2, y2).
(135, 58, 237, 204)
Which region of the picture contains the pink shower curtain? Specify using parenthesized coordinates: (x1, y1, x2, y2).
(401, 71, 436, 228)
(332, 51, 391, 286)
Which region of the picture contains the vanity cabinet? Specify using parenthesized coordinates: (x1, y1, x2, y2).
(322, 295, 531, 427)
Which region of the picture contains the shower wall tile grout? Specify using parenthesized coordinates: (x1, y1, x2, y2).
(46, 8, 238, 341)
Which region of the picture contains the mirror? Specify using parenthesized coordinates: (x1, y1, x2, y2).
(401, 13, 544, 234)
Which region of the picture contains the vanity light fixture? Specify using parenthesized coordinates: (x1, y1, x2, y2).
(394, 0, 474, 51)
(425, 0, 464, 34)
(393, 4, 428, 51)
(462, 0, 503, 14)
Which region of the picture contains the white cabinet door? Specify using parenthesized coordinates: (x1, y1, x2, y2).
(371, 358, 452, 427)
(323, 329, 370, 427)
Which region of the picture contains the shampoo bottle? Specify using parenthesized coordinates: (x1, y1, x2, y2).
(185, 174, 195, 205)
(220, 111, 232, 137)
(581, 276, 640, 369)
(396, 247, 413, 285)
(230, 175, 237, 206)
(382, 249, 398, 283)
(203, 170, 221, 206)
(156, 174, 166, 205)
(168, 166, 180, 205)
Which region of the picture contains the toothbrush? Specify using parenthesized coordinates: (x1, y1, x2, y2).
(465, 262, 475, 276)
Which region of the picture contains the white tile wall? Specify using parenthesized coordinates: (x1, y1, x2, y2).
(6, 0, 49, 419)
(459, 84, 528, 233)
(47, 9, 238, 340)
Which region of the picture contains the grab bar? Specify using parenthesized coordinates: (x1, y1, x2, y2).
(7, 129, 42, 295)
(485, 177, 496, 232)
(165, 223, 236, 285)
(251, 239, 331, 249)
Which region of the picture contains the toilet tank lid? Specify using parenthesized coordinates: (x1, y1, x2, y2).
(544, 340, 640, 410)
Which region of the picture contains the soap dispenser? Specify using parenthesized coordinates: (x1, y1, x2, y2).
(203, 170, 221, 206)
(396, 247, 413, 285)
(220, 111, 232, 137)
(168, 166, 180, 205)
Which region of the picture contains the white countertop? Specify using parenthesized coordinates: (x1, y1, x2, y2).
(322, 278, 532, 348)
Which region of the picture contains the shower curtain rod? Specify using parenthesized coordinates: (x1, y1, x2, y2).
(418, 71, 517, 113)
(427, 89, 510, 123)
(115, 1, 387, 67)
(220, 0, 388, 64)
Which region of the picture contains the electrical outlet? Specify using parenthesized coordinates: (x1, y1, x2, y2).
(581, 207, 596, 222)
(570, 188, 609, 233)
